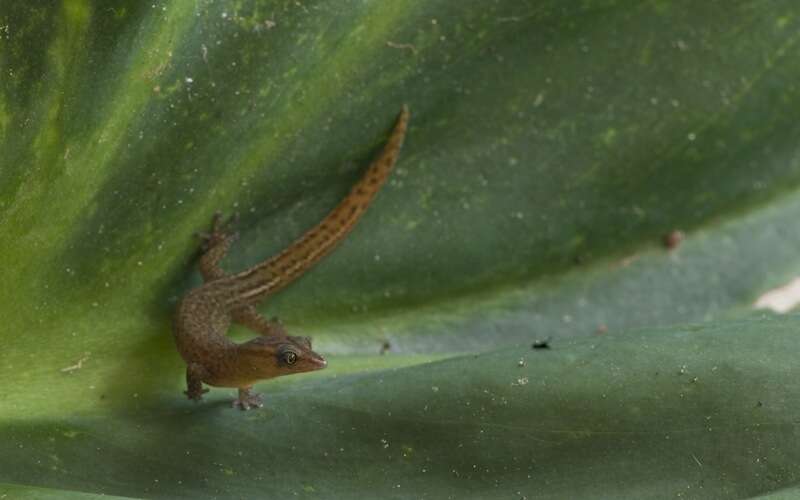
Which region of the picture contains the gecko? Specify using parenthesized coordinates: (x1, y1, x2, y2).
(173, 106, 410, 410)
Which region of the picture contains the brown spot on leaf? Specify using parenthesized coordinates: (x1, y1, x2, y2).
(663, 230, 684, 249)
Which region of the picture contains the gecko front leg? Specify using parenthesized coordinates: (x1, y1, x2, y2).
(195, 212, 239, 282)
(184, 363, 210, 401)
(196, 213, 289, 338)
(232, 385, 264, 410)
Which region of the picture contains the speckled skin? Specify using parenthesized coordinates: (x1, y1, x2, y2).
(173, 106, 410, 409)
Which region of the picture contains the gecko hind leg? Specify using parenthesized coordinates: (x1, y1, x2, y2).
(232, 306, 287, 337)
(232, 386, 263, 410)
(184, 363, 210, 402)
(195, 212, 239, 282)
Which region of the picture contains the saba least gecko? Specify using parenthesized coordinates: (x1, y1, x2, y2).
(173, 106, 410, 410)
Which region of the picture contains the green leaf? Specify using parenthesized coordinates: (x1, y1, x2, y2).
(0, 483, 132, 500)
(4, 0, 800, 498)
(4, 316, 800, 498)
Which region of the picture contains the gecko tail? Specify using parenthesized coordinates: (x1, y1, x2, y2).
(230, 106, 411, 305)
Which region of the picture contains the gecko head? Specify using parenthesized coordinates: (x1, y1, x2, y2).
(238, 335, 327, 379)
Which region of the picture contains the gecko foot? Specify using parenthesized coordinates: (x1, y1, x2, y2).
(232, 387, 263, 411)
(184, 387, 209, 402)
(195, 212, 239, 251)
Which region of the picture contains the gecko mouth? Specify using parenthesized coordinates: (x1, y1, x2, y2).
(309, 354, 327, 369)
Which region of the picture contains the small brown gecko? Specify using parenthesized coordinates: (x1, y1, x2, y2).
(173, 106, 410, 410)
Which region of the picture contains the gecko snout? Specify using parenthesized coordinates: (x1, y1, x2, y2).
(308, 353, 327, 370)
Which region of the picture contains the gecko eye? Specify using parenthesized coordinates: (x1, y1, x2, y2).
(282, 351, 297, 365)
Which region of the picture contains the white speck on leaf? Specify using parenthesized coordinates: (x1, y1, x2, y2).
(512, 377, 529, 386)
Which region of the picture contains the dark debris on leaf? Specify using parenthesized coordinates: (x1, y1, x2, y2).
(532, 338, 551, 350)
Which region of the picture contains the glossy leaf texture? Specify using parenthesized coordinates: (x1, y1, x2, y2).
(4, 316, 800, 499)
(3, 0, 800, 498)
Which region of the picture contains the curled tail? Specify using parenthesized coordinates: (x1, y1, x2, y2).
(230, 105, 410, 305)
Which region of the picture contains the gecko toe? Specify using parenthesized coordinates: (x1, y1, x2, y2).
(196, 212, 239, 251)
(231, 400, 263, 411)
(220, 214, 240, 236)
(232, 391, 264, 410)
(184, 388, 209, 402)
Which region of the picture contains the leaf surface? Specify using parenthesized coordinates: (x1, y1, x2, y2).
(3, 1, 800, 498)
